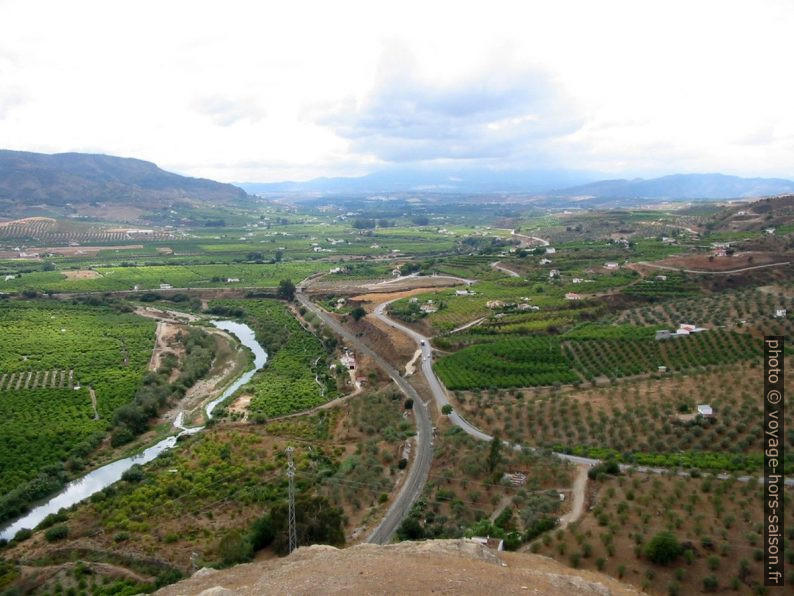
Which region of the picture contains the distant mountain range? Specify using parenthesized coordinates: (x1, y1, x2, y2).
(0, 150, 247, 208)
(242, 170, 794, 200)
(554, 173, 794, 200)
(1, 150, 792, 212)
(240, 167, 596, 195)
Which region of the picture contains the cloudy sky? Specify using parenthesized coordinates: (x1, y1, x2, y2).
(1, 0, 792, 182)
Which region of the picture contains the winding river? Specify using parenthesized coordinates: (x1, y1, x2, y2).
(0, 319, 267, 541)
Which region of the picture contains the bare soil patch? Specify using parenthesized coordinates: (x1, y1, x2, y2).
(646, 251, 783, 272)
(148, 321, 185, 374)
(61, 269, 101, 280)
(352, 287, 441, 308)
(310, 276, 464, 295)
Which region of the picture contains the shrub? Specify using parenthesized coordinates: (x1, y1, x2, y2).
(121, 465, 144, 483)
(217, 530, 253, 566)
(644, 531, 682, 565)
(44, 525, 69, 542)
(13, 528, 32, 542)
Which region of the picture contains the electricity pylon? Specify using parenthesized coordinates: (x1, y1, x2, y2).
(286, 446, 297, 553)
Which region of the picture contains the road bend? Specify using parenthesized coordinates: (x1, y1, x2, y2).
(371, 298, 794, 486)
(295, 285, 433, 544)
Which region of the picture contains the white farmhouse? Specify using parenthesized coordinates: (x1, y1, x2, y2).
(697, 404, 713, 417)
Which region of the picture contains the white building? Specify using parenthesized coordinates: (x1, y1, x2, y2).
(545, 247, 556, 254)
(775, 308, 787, 318)
(604, 262, 619, 270)
(697, 404, 713, 417)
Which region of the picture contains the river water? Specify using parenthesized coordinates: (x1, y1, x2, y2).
(0, 319, 267, 541)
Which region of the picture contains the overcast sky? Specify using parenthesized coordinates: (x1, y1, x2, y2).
(1, 0, 792, 182)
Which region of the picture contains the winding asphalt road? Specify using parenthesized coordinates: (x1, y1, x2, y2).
(372, 298, 794, 486)
(295, 283, 434, 544)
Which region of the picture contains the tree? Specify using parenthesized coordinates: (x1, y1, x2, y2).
(441, 404, 453, 415)
(487, 433, 502, 473)
(217, 529, 253, 565)
(265, 496, 345, 556)
(404, 398, 414, 410)
(644, 531, 682, 564)
(351, 306, 367, 321)
(276, 279, 296, 301)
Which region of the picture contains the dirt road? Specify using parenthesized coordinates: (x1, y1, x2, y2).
(558, 465, 588, 528)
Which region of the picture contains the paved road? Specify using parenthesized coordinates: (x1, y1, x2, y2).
(372, 299, 794, 487)
(373, 300, 492, 442)
(295, 284, 434, 544)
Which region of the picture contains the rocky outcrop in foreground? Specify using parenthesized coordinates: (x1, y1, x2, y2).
(156, 539, 639, 595)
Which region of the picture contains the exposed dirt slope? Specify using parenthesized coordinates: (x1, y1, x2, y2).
(156, 539, 639, 595)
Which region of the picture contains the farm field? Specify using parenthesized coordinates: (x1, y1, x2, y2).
(435, 327, 762, 390)
(208, 299, 337, 418)
(530, 472, 794, 594)
(0, 262, 319, 294)
(452, 361, 794, 473)
(0, 300, 155, 519)
(614, 286, 794, 341)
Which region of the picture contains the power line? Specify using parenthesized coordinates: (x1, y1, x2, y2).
(286, 446, 297, 554)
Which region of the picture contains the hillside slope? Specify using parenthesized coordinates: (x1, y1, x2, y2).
(0, 150, 247, 208)
(155, 540, 639, 595)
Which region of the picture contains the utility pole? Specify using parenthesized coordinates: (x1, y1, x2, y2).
(286, 446, 297, 554)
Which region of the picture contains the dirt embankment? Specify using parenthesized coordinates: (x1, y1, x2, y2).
(155, 539, 640, 595)
(342, 313, 418, 370)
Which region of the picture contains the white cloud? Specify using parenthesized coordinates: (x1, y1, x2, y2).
(0, 0, 791, 181)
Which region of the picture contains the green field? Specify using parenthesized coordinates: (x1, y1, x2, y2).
(209, 299, 337, 418)
(1, 263, 320, 294)
(0, 300, 155, 519)
(435, 328, 762, 389)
